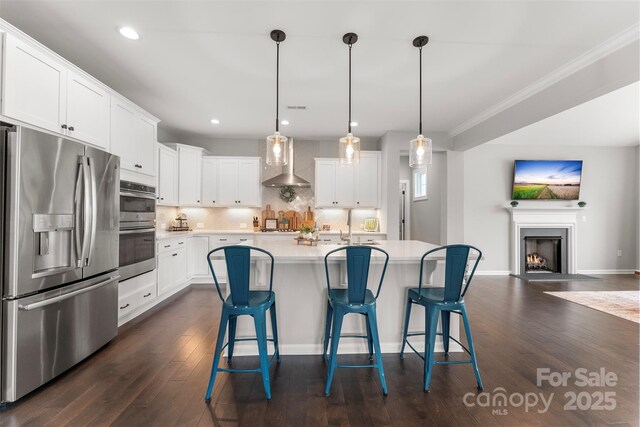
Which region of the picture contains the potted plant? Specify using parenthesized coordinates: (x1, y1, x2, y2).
(510, 200, 519, 207)
(578, 201, 587, 207)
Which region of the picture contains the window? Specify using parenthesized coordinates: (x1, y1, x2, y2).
(413, 169, 428, 201)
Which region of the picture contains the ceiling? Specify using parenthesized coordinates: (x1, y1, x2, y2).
(489, 81, 640, 147)
(1, 1, 638, 141)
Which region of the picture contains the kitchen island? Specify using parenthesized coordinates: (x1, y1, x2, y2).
(219, 240, 465, 356)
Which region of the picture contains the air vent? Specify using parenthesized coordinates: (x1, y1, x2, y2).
(286, 105, 307, 110)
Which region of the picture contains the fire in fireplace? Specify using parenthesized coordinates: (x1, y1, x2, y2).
(524, 237, 561, 273)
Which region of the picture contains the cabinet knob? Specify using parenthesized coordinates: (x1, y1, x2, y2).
(61, 124, 67, 130)
(197, 200, 200, 203)
(357, 201, 360, 204)
(172, 253, 178, 257)
(68, 126, 75, 131)
(213, 201, 215, 203)
(160, 197, 164, 200)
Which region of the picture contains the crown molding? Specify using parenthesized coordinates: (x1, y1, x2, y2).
(450, 23, 640, 137)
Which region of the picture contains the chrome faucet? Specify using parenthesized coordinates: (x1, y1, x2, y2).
(340, 208, 353, 245)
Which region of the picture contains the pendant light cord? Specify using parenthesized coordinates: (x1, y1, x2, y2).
(348, 43, 352, 134)
(276, 41, 280, 133)
(419, 45, 422, 136)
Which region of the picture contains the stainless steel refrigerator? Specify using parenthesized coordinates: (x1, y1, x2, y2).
(1, 124, 120, 403)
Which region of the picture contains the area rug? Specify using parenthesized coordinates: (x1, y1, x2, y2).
(544, 291, 640, 323)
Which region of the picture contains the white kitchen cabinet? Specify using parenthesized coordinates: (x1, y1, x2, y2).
(157, 144, 178, 205)
(2, 33, 66, 134)
(175, 145, 204, 206)
(2, 34, 110, 149)
(201, 157, 219, 207)
(187, 236, 211, 281)
(117, 270, 157, 324)
(314, 159, 354, 207)
(110, 97, 157, 178)
(65, 70, 110, 149)
(354, 151, 381, 208)
(157, 242, 188, 295)
(315, 152, 380, 208)
(215, 157, 261, 207)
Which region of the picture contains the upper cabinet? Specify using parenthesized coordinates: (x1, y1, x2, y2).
(315, 151, 381, 208)
(216, 157, 261, 207)
(110, 96, 157, 179)
(176, 145, 204, 206)
(201, 157, 219, 207)
(157, 144, 178, 205)
(2, 33, 110, 149)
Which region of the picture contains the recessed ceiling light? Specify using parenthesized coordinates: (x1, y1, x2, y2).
(350, 121, 358, 127)
(118, 26, 140, 40)
(280, 120, 290, 126)
(210, 119, 220, 124)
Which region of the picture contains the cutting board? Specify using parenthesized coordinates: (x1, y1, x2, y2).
(284, 210, 303, 230)
(262, 204, 275, 223)
(303, 206, 314, 222)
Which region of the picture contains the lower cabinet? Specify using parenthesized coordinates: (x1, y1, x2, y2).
(157, 238, 188, 295)
(117, 270, 158, 323)
(187, 236, 210, 281)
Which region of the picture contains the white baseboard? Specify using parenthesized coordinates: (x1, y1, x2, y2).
(577, 269, 636, 275)
(474, 270, 510, 276)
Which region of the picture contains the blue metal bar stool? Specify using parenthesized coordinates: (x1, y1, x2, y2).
(204, 245, 280, 402)
(323, 246, 390, 396)
(399, 244, 483, 392)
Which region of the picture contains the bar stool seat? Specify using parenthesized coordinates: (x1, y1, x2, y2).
(407, 287, 448, 303)
(224, 291, 275, 308)
(329, 288, 376, 305)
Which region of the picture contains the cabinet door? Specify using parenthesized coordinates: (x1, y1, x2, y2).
(335, 164, 355, 207)
(66, 71, 110, 149)
(237, 158, 260, 206)
(315, 160, 336, 207)
(2, 33, 66, 133)
(173, 248, 188, 285)
(110, 99, 137, 172)
(177, 146, 202, 206)
(217, 159, 239, 206)
(158, 145, 177, 205)
(136, 116, 157, 177)
(187, 237, 210, 277)
(354, 153, 380, 208)
(201, 158, 219, 207)
(157, 251, 174, 295)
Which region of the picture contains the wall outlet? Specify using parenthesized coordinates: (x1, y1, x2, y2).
(581, 215, 587, 222)
(240, 223, 247, 229)
(160, 223, 166, 230)
(197, 222, 205, 229)
(617, 250, 622, 257)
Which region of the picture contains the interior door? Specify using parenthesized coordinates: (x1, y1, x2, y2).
(82, 146, 120, 279)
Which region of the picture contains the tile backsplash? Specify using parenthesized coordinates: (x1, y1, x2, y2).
(156, 139, 381, 232)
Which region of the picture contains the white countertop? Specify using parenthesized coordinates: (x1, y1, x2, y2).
(156, 229, 386, 241)
(207, 240, 442, 263)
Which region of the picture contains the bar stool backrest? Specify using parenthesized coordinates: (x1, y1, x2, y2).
(324, 246, 390, 304)
(207, 245, 274, 306)
(418, 244, 482, 303)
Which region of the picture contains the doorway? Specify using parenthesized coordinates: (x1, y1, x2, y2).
(399, 180, 410, 240)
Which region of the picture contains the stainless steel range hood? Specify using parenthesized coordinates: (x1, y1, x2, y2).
(262, 139, 310, 187)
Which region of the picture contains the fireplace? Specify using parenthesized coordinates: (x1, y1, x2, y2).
(519, 228, 568, 275)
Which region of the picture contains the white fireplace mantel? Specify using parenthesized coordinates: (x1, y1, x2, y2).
(506, 206, 585, 275)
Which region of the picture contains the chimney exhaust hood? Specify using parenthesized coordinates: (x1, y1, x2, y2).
(262, 139, 310, 187)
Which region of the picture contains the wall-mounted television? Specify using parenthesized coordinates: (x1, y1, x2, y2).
(512, 160, 583, 200)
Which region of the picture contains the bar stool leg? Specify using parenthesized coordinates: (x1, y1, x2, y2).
(400, 296, 413, 359)
(423, 307, 439, 392)
(269, 301, 281, 363)
(366, 307, 387, 395)
(254, 312, 272, 400)
(324, 308, 345, 396)
(205, 307, 230, 402)
(227, 315, 237, 364)
(460, 305, 483, 390)
(441, 311, 450, 355)
(365, 314, 374, 361)
(322, 300, 333, 361)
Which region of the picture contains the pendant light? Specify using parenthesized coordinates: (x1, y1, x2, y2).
(409, 35, 432, 168)
(339, 32, 360, 165)
(266, 29, 288, 166)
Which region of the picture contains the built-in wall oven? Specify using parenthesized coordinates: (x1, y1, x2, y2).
(119, 181, 156, 281)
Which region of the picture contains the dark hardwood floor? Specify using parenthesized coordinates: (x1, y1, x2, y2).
(1, 275, 638, 426)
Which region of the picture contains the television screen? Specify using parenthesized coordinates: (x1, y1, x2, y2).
(512, 160, 583, 200)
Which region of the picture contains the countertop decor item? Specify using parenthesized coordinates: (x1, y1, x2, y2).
(265, 29, 289, 166)
(578, 201, 587, 207)
(363, 218, 379, 232)
(338, 32, 360, 165)
(510, 200, 519, 207)
(280, 185, 296, 203)
(264, 218, 278, 231)
(409, 35, 433, 168)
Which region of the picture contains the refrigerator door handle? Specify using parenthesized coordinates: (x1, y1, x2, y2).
(17, 275, 120, 311)
(74, 160, 85, 267)
(86, 156, 98, 266)
(80, 156, 92, 267)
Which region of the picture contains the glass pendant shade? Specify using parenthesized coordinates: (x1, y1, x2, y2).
(266, 131, 288, 166)
(409, 134, 432, 168)
(339, 133, 360, 165)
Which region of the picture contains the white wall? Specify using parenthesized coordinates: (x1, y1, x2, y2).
(463, 144, 639, 273)
(408, 153, 445, 245)
(637, 145, 640, 272)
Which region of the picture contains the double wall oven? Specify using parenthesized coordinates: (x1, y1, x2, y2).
(119, 181, 156, 281)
